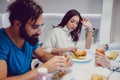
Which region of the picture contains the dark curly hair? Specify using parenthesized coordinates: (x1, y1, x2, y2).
(7, 0, 43, 26)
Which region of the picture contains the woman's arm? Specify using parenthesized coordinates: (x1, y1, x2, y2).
(81, 18, 93, 49)
(85, 28, 93, 49)
(50, 47, 77, 55)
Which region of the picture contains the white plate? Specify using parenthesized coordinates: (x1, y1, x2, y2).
(105, 50, 120, 61)
(105, 50, 120, 55)
(71, 50, 93, 62)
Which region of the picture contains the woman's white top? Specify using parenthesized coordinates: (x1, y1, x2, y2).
(42, 26, 85, 53)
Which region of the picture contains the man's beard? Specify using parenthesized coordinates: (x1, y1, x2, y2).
(19, 26, 39, 45)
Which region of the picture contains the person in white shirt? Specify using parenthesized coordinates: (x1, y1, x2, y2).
(95, 42, 120, 72)
(42, 9, 93, 55)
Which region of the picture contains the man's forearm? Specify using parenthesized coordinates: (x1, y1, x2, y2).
(1, 68, 38, 80)
(39, 52, 54, 63)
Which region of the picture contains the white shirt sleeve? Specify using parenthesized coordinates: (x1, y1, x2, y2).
(42, 29, 57, 53)
(75, 40, 85, 49)
(108, 42, 120, 50)
(109, 61, 120, 72)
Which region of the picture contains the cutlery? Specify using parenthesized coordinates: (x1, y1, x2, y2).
(108, 67, 119, 77)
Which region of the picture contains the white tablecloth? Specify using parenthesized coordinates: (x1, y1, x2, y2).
(61, 49, 120, 80)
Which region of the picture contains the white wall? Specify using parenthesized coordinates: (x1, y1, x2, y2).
(99, 0, 113, 44)
(0, 0, 103, 13)
(110, 0, 120, 42)
(38, 0, 103, 14)
(0, 13, 10, 28)
(0, 0, 15, 13)
(99, 0, 120, 44)
(0, 14, 2, 28)
(0, 0, 103, 29)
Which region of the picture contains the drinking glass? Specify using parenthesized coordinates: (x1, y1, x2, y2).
(95, 44, 105, 66)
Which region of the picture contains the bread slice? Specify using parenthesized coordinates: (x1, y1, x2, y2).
(108, 51, 119, 60)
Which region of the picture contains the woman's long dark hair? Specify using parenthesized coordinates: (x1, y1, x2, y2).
(57, 9, 83, 42)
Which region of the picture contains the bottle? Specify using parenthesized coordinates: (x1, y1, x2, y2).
(35, 67, 51, 80)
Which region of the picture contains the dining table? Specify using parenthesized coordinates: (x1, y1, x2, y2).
(60, 49, 120, 80)
(31, 44, 120, 80)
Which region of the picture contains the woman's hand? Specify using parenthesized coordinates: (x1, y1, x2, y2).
(65, 47, 77, 52)
(95, 52, 110, 68)
(81, 18, 92, 29)
(81, 18, 93, 49)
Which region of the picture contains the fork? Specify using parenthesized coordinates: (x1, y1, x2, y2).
(108, 67, 119, 77)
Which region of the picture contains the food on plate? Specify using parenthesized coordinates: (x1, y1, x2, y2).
(91, 74, 109, 80)
(107, 51, 119, 60)
(72, 50, 87, 59)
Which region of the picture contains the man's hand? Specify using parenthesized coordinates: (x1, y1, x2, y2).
(63, 54, 73, 67)
(40, 56, 66, 72)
